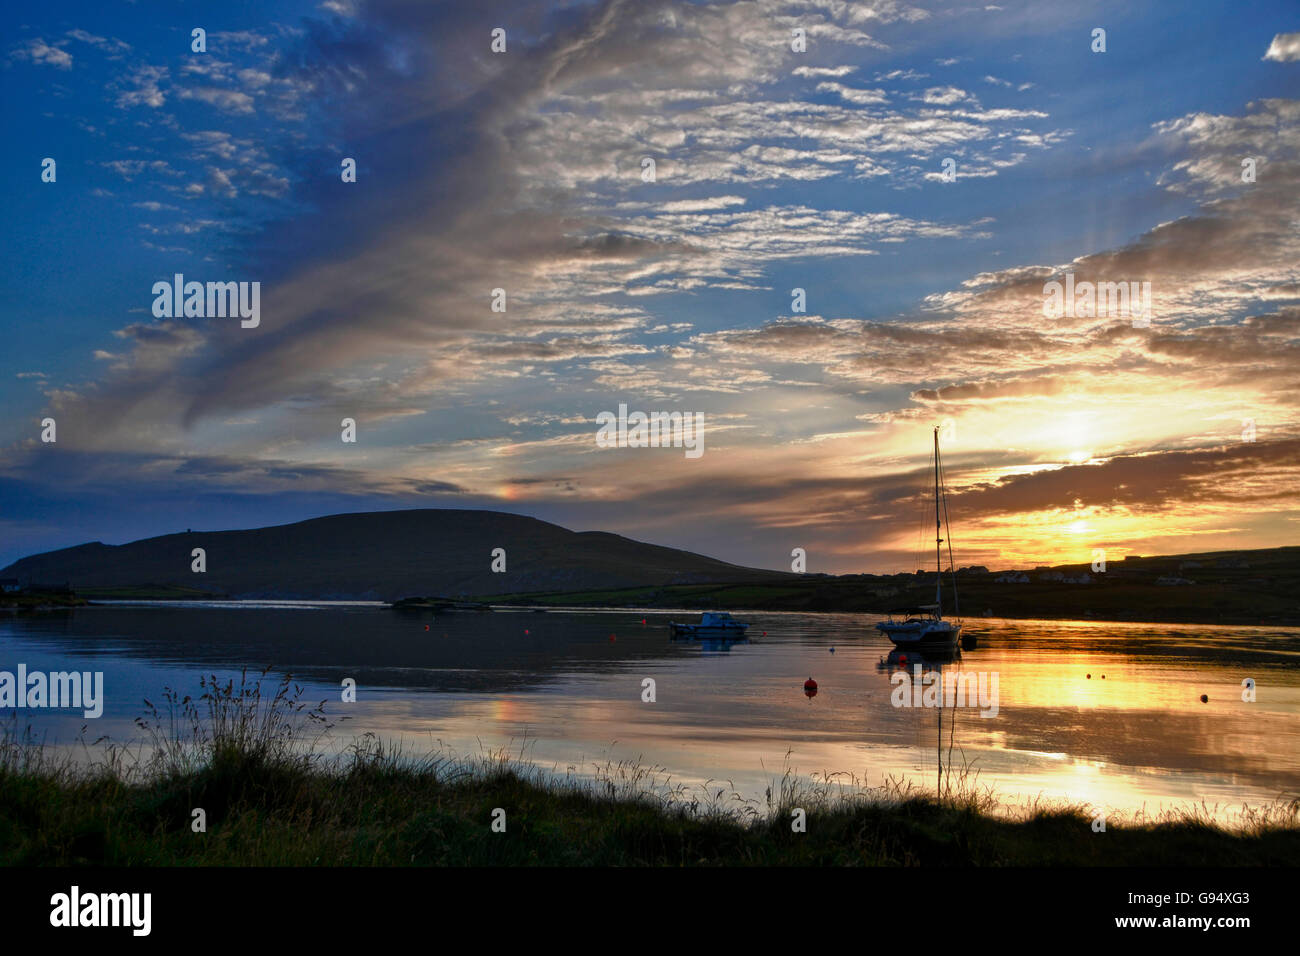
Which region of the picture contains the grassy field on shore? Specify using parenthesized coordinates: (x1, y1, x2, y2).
(2, 672, 1296, 867)
(482, 547, 1300, 626)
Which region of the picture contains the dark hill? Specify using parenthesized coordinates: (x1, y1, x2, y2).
(0, 509, 788, 601)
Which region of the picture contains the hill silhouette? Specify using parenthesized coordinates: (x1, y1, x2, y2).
(0, 509, 786, 601)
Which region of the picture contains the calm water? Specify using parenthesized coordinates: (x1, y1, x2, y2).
(3, 603, 1298, 823)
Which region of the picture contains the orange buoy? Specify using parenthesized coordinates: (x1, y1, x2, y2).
(804, 677, 818, 698)
(1086, 673, 1091, 679)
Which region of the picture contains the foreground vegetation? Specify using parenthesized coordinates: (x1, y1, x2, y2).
(2, 672, 1296, 866)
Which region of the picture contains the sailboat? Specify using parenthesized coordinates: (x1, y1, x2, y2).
(876, 426, 963, 652)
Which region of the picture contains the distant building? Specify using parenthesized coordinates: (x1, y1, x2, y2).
(1038, 570, 1091, 584)
(0, 578, 20, 593)
(995, 572, 1029, 584)
(959, 566, 990, 575)
(1156, 576, 1195, 586)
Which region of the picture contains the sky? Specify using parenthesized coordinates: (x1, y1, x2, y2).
(2, 0, 1298, 574)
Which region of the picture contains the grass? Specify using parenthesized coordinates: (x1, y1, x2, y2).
(2, 670, 1297, 866)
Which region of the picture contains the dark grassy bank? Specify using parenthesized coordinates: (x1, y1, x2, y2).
(0, 589, 87, 609)
(2, 673, 1296, 867)
(6, 754, 1299, 867)
(483, 546, 1300, 626)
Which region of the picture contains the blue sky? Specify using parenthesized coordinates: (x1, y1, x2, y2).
(3, 0, 1298, 573)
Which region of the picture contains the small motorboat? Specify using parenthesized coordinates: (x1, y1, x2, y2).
(668, 611, 749, 639)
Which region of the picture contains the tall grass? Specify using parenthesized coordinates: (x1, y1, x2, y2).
(133, 667, 335, 778)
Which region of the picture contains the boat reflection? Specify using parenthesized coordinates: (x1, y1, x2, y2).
(670, 634, 750, 652)
(876, 646, 966, 797)
(876, 645, 962, 672)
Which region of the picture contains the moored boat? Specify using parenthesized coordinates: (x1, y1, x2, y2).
(876, 426, 963, 652)
(668, 611, 749, 638)
(876, 605, 962, 650)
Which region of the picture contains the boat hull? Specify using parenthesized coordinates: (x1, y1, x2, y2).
(669, 624, 748, 638)
(876, 620, 962, 650)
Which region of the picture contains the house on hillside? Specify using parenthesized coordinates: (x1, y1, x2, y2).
(0, 578, 20, 593)
(995, 572, 1029, 583)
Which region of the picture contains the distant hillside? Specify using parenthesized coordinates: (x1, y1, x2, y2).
(0, 509, 789, 601)
(483, 546, 1300, 626)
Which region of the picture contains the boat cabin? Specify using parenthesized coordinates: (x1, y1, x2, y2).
(882, 604, 943, 624)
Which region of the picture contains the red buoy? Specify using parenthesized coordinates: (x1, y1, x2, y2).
(524, 629, 530, 635)
(609, 633, 616, 642)
(804, 677, 818, 698)
(424, 624, 430, 631)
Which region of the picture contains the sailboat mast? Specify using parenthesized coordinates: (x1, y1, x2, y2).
(934, 426, 942, 611)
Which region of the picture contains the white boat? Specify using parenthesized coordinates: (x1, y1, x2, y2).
(876, 605, 961, 650)
(877, 426, 963, 652)
(669, 611, 749, 638)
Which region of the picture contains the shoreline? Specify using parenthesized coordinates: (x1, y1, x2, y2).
(3, 595, 1297, 628)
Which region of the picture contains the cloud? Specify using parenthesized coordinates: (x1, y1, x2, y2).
(1263, 32, 1300, 62)
(178, 87, 256, 114)
(66, 29, 131, 55)
(918, 85, 975, 105)
(12, 38, 72, 69)
(792, 65, 856, 78)
(115, 65, 167, 108)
